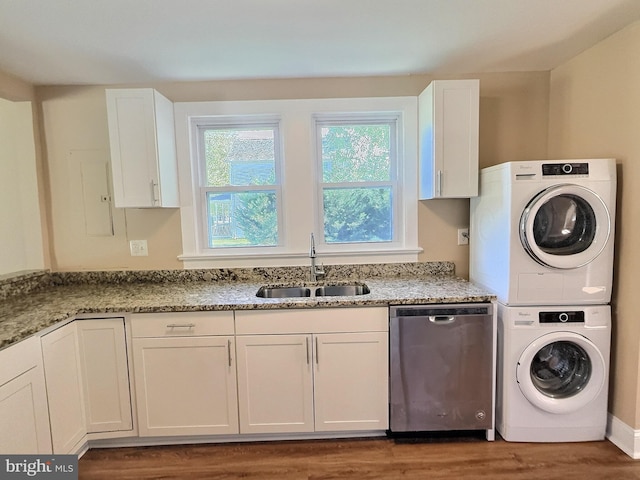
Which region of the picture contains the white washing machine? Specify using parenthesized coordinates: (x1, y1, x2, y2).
(470, 159, 616, 305)
(497, 304, 610, 442)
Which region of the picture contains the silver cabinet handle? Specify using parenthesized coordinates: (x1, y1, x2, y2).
(315, 337, 319, 364)
(150, 180, 158, 205)
(437, 170, 442, 197)
(306, 337, 310, 365)
(227, 339, 232, 367)
(166, 323, 196, 329)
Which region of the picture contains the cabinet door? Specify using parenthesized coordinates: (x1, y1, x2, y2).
(0, 336, 51, 454)
(41, 322, 87, 453)
(419, 79, 479, 199)
(77, 318, 132, 434)
(236, 335, 314, 434)
(105, 88, 178, 208)
(314, 332, 389, 432)
(133, 336, 238, 436)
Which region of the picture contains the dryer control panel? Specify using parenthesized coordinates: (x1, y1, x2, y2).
(539, 311, 585, 323)
(542, 163, 589, 176)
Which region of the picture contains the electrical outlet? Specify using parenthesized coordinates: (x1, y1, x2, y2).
(457, 228, 469, 245)
(130, 240, 148, 256)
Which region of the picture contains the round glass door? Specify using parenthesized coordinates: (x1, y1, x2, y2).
(517, 332, 605, 414)
(530, 341, 591, 398)
(520, 184, 611, 269)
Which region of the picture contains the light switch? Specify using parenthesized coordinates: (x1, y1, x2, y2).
(130, 240, 148, 256)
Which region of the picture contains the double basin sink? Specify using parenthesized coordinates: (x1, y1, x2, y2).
(256, 283, 370, 298)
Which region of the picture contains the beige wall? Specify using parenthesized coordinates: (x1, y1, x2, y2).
(0, 69, 34, 102)
(37, 72, 550, 275)
(0, 98, 44, 275)
(548, 21, 640, 428)
(0, 70, 50, 275)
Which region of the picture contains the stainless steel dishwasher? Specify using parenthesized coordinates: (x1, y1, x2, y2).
(389, 303, 494, 435)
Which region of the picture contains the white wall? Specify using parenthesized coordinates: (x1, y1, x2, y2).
(0, 98, 44, 275)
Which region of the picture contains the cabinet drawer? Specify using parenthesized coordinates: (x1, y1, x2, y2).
(131, 312, 234, 338)
(235, 307, 388, 335)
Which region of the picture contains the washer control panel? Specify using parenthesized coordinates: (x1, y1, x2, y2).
(542, 162, 589, 176)
(539, 311, 585, 323)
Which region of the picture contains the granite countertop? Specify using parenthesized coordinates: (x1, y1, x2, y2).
(0, 263, 495, 350)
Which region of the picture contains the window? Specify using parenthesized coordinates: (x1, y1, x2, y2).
(196, 120, 282, 249)
(175, 97, 418, 268)
(316, 117, 398, 245)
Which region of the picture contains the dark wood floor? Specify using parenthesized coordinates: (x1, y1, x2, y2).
(78, 436, 640, 479)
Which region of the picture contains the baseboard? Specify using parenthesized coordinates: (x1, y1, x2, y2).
(607, 413, 640, 459)
(86, 430, 387, 450)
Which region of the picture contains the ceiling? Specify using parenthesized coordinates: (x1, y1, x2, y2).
(1, 0, 640, 86)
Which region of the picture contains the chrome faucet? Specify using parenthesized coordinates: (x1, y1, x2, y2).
(309, 233, 326, 281)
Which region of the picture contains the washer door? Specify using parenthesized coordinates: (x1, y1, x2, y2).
(516, 332, 606, 414)
(519, 184, 611, 269)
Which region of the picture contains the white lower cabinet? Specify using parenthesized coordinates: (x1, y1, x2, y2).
(131, 312, 239, 437)
(235, 334, 314, 434)
(0, 336, 52, 454)
(235, 307, 389, 435)
(41, 322, 87, 454)
(2, 306, 388, 452)
(313, 332, 388, 432)
(77, 318, 133, 434)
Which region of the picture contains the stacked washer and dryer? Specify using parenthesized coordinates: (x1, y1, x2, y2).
(470, 159, 616, 442)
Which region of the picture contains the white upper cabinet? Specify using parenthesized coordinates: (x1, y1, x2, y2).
(418, 79, 479, 199)
(106, 88, 179, 208)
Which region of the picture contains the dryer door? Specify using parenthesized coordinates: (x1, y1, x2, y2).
(516, 331, 606, 414)
(519, 184, 611, 269)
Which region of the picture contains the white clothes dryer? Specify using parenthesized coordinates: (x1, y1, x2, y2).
(496, 304, 610, 442)
(470, 159, 616, 306)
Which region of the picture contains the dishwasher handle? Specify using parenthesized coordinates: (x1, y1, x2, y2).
(429, 315, 456, 324)
(390, 304, 492, 319)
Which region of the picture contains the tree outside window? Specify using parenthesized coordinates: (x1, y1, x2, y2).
(201, 126, 280, 248)
(318, 121, 397, 244)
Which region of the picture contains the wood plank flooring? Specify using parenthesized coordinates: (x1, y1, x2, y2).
(78, 436, 640, 479)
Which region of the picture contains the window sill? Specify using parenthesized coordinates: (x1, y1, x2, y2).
(178, 247, 423, 269)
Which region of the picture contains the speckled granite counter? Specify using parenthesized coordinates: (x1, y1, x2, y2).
(0, 262, 495, 349)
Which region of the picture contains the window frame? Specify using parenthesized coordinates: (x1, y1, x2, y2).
(193, 115, 284, 254)
(314, 113, 402, 250)
(174, 97, 419, 269)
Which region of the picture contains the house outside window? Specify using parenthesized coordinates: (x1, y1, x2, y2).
(197, 121, 282, 249)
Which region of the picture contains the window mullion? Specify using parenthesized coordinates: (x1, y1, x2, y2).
(320, 180, 394, 189)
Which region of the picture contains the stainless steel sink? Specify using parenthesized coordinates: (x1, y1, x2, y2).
(314, 284, 370, 297)
(256, 283, 370, 298)
(255, 286, 311, 298)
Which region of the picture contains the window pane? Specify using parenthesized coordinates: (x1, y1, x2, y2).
(323, 187, 392, 243)
(207, 191, 278, 247)
(321, 124, 391, 183)
(203, 128, 276, 187)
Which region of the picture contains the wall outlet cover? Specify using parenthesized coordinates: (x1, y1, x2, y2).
(457, 228, 469, 246)
(130, 240, 148, 256)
